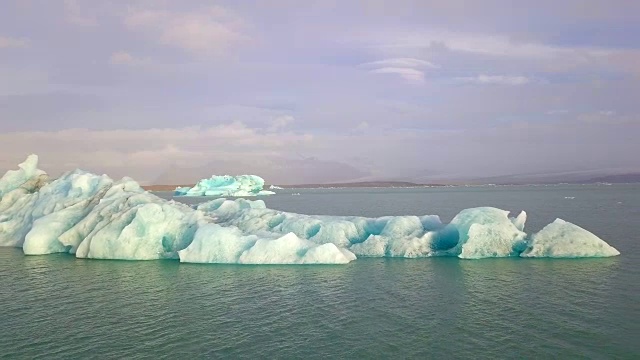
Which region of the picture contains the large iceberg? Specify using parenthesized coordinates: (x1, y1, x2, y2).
(174, 175, 275, 197)
(0, 155, 620, 264)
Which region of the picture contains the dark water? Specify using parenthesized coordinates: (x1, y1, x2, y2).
(1, 185, 639, 358)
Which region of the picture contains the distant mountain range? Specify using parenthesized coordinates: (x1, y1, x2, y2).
(141, 172, 640, 191)
(460, 172, 640, 185)
(585, 173, 640, 184)
(272, 181, 440, 188)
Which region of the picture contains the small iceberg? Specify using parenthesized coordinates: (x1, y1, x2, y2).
(521, 219, 620, 258)
(175, 175, 275, 197)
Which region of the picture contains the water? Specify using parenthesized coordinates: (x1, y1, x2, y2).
(1, 185, 639, 358)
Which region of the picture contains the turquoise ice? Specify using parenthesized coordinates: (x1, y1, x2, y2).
(0, 155, 621, 264)
(175, 175, 275, 197)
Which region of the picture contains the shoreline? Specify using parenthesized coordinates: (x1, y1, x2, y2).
(140, 181, 636, 192)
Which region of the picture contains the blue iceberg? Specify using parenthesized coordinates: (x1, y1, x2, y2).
(0, 155, 620, 264)
(174, 175, 275, 197)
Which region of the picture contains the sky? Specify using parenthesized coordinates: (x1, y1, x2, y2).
(1, 0, 639, 184)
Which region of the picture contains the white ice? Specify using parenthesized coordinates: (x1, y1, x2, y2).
(0, 155, 47, 198)
(174, 175, 275, 197)
(0, 155, 621, 264)
(178, 225, 356, 264)
(520, 219, 620, 258)
(448, 207, 528, 259)
(0, 156, 353, 264)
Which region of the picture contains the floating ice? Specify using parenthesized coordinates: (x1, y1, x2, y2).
(195, 198, 617, 259)
(448, 207, 527, 259)
(520, 219, 620, 258)
(0, 156, 349, 263)
(174, 175, 275, 197)
(0, 155, 620, 264)
(179, 225, 356, 264)
(0, 155, 47, 198)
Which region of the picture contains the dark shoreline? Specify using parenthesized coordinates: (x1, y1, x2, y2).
(141, 180, 640, 191)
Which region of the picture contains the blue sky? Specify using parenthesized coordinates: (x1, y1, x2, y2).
(1, 0, 639, 184)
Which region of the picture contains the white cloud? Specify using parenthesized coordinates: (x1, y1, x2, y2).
(355, 121, 369, 131)
(108, 51, 149, 66)
(0, 36, 29, 49)
(370, 67, 425, 85)
(124, 6, 248, 55)
(359, 58, 437, 85)
(455, 74, 531, 85)
(63, 0, 98, 26)
(0, 117, 636, 185)
(269, 115, 295, 131)
(546, 109, 570, 115)
(0, 123, 315, 184)
(578, 111, 634, 125)
(109, 51, 134, 65)
(361, 29, 610, 59)
(358, 58, 439, 69)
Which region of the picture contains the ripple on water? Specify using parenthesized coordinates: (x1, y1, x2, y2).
(0, 249, 638, 357)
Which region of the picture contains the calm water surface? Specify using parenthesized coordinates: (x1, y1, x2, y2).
(1, 185, 639, 358)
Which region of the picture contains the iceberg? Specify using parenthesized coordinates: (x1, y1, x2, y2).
(448, 207, 527, 259)
(0, 154, 47, 198)
(0, 155, 350, 264)
(0, 155, 620, 265)
(174, 175, 275, 197)
(194, 198, 618, 259)
(178, 225, 355, 264)
(520, 219, 620, 258)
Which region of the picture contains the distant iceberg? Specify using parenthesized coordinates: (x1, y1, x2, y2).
(174, 175, 275, 197)
(0, 155, 620, 265)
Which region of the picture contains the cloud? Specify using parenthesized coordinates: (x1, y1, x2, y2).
(0, 116, 637, 185)
(63, 0, 98, 26)
(370, 67, 426, 85)
(359, 57, 436, 85)
(1, 0, 639, 184)
(109, 51, 134, 65)
(355, 121, 369, 131)
(0, 123, 375, 185)
(358, 29, 610, 59)
(349, 28, 627, 81)
(123, 6, 248, 55)
(577, 111, 635, 125)
(0, 36, 29, 49)
(455, 74, 531, 85)
(358, 58, 439, 69)
(108, 51, 149, 66)
(546, 109, 570, 115)
(0, 123, 313, 184)
(268, 115, 294, 131)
